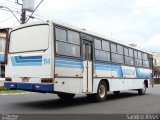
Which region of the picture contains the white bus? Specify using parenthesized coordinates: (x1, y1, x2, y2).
(4, 21, 153, 102)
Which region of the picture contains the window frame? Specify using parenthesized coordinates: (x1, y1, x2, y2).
(94, 38, 102, 50)
(110, 43, 124, 64)
(117, 45, 123, 54)
(55, 26, 81, 58)
(55, 27, 67, 42)
(111, 43, 117, 53)
(142, 52, 150, 68)
(124, 47, 134, 66)
(94, 38, 111, 62)
(102, 40, 110, 51)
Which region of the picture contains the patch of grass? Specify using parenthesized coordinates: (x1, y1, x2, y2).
(0, 89, 28, 94)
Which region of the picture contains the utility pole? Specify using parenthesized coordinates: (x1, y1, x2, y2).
(16, 0, 26, 24)
(21, 9, 26, 24)
(15, 0, 43, 24)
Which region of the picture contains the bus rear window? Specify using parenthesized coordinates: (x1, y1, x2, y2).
(9, 25, 49, 53)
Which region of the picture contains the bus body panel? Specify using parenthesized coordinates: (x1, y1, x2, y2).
(54, 56, 83, 94)
(6, 52, 52, 79)
(54, 56, 83, 77)
(5, 22, 54, 85)
(54, 78, 82, 94)
(92, 63, 152, 93)
(93, 78, 150, 93)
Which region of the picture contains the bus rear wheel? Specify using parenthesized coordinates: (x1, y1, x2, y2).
(57, 93, 75, 100)
(87, 81, 107, 102)
(138, 84, 146, 95)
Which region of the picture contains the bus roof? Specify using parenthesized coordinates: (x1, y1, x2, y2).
(12, 20, 152, 55)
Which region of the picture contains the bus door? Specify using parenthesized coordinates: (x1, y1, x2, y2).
(82, 40, 93, 93)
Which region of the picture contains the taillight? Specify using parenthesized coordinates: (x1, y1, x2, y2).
(54, 74, 59, 77)
(5, 77, 12, 81)
(41, 78, 53, 83)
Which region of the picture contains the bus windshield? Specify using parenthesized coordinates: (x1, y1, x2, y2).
(9, 24, 49, 53)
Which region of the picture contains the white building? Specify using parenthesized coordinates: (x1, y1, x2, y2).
(152, 52, 160, 66)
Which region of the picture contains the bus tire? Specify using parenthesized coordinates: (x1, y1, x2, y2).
(88, 81, 107, 102)
(138, 83, 146, 95)
(57, 93, 75, 100)
(114, 91, 120, 95)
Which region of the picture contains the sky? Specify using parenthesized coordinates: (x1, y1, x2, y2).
(0, 0, 160, 52)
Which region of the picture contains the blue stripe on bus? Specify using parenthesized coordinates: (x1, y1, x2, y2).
(15, 57, 42, 63)
(56, 63, 83, 68)
(95, 62, 151, 78)
(56, 60, 82, 65)
(55, 57, 83, 69)
(18, 56, 42, 60)
(56, 57, 82, 63)
(11, 56, 42, 66)
(136, 68, 151, 78)
(95, 62, 123, 78)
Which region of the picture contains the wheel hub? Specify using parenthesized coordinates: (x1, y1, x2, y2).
(99, 85, 106, 98)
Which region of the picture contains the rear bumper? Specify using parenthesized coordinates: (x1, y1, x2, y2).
(4, 82, 53, 93)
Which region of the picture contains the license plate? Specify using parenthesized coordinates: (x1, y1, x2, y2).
(22, 77, 29, 82)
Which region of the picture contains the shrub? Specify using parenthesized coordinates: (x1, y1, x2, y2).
(0, 86, 8, 91)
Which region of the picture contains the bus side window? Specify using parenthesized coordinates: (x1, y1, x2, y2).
(55, 28, 67, 41)
(94, 38, 110, 62)
(55, 27, 80, 58)
(68, 30, 80, 45)
(143, 53, 149, 68)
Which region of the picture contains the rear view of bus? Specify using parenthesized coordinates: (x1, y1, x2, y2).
(4, 21, 54, 93)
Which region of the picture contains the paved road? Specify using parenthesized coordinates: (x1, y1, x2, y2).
(0, 86, 160, 114)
